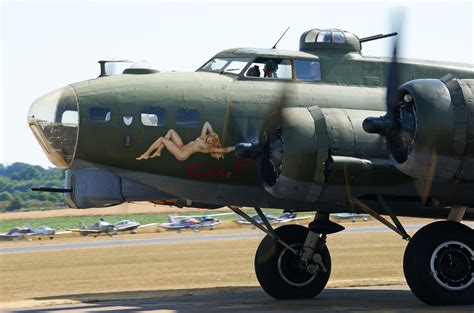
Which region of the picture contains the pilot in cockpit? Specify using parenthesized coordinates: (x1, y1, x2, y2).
(263, 60, 278, 78)
(246, 65, 261, 77)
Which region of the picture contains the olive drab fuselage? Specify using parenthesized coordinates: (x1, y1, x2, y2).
(28, 28, 474, 215)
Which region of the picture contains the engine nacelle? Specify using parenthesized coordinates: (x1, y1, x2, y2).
(260, 106, 387, 202)
(388, 76, 474, 180)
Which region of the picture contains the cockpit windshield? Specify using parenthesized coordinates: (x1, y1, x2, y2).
(200, 57, 251, 74)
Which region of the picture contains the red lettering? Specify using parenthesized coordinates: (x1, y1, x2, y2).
(186, 160, 251, 180)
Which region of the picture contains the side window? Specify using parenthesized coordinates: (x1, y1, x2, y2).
(141, 107, 166, 127)
(295, 60, 321, 81)
(245, 58, 292, 79)
(176, 108, 200, 128)
(89, 107, 111, 122)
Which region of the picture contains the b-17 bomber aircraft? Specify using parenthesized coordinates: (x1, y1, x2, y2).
(29, 27, 473, 305)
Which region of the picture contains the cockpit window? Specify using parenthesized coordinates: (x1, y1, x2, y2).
(245, 58, 292, 79)
(295, 60, 321, 81)
(200, 57, 251, 74)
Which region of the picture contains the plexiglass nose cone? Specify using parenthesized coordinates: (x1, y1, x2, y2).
(27, 86, 79, 168)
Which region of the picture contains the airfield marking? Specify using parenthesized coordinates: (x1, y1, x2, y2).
(0, 224, 437, 254)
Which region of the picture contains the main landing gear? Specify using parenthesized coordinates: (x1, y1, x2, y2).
(228, 207, 344, 299)
(404, 221, 473, 305)
(229, 203, 473, 305)
(350, 199, 473, 306)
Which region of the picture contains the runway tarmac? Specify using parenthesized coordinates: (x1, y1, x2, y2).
(0, 223, 433, 254)
(8, 285, 474, 313)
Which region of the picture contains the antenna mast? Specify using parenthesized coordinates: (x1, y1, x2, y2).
(272, 27, 290, 49)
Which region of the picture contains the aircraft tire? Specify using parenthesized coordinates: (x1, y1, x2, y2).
(403, 221, 473, 305)
(255, 224, 331, 299)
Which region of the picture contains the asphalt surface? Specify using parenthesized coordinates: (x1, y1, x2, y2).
(0, 224, 435, 254)
(7, 285, 474, 313)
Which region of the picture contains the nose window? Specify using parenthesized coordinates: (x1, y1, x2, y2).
(28, 86, 79, 168)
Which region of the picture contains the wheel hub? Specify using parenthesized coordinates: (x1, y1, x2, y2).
(278, 244, 317, 287)
(430, 240, 474, 291)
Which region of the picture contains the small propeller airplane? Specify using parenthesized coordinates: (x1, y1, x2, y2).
(113, 219, 141, 234)
(331, 213, 370, 222)
(0, 224, 58, 241)
(160, 213, 232, 232)
(29, 26, 473, 305)
(68, 219, 117, 237)
(235, 212, 309, 225)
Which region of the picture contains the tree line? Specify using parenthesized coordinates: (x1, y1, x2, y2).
(0, 163, 67, 212)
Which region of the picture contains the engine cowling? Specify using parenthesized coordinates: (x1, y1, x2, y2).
(259, 106, 387, 202)
(387, 76, 474, 180)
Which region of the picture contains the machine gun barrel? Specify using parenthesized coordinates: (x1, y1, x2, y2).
(360, 32, 398, 43)
(31, 187, 73, 193)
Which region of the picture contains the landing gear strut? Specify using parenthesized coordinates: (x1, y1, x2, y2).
(255, 224, 332, 299)
(229, 207, 344, 299)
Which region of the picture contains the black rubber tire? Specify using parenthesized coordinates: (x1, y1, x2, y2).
(255, 224, 331, 299)
(403, 221, 473, 305)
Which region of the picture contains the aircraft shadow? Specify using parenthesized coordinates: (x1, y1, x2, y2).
(13, 286, 473, 313)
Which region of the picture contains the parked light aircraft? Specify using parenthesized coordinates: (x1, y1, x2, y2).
(113, 219, 141, 234)
(331, 213, 370, 222)
(236, 212, 309, 225)
(160, 213, 232, 232)
(0, 225, 57, 240)
(29, 26, 473, 305)
(69, 219, 116, 237)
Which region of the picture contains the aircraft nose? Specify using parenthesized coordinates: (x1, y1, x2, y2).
(27, 86, 79, 168)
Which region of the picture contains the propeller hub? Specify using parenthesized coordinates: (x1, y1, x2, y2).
(362, 116, 393, 135)
(235, 142, 261, 160)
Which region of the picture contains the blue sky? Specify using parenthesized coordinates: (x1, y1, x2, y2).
(1, 0, 473, 168)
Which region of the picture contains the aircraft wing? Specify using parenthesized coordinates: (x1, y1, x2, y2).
(138, 223, 160, 228)
(26, 231, 43, 237)
(234, 219, 251, 224)
(67, 228, 100, 233)
(55, 231, 72, 235)
(176, 212, 235, 219)
(201, 221, 223, 227)
(159, 223, 187, 229)
(0, 234, 19, 239)
(278, 216, 311, 223)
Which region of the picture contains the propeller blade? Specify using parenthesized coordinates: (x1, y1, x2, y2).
(418, 148, 438, 205)
(386, 11, 405, 123)
(234, 85, 290, 160)
(362, 12, 404, 136)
